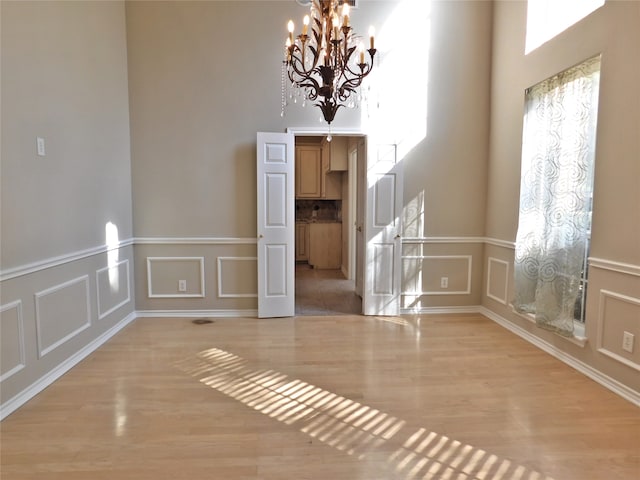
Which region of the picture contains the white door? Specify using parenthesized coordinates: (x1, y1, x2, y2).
(355, 139, 366, 298)
(256, 132, 295, 318)
(362, 143, 403, 316)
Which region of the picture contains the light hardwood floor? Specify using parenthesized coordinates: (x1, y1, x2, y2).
(1, 314, 639, 480)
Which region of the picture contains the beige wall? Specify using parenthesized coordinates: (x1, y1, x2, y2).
(484, 1, 640, 395)
(0, 1, 134, 415)
(126, 0, 493, 313)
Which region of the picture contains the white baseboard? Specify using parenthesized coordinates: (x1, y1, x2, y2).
(0, 311, 137, 420)
(477, 306, 640, 407)
(135, 309, 258, 319)
(400, 306, 481, 315)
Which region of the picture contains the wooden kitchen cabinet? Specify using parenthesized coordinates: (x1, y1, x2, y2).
(295, 222, 309, 261)
(322, 136, 348, 171)
(308, 223, 341, 269)
(321, 141, 343, 200)
(295, 142, 344, 200)
(295, 145, 322, 198)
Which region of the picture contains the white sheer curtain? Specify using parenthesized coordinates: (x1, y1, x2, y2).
(514, 56, 601, 336)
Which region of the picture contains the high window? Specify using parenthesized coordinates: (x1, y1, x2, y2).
(513, 56, 601, 337)
(525, 0, 605, 54)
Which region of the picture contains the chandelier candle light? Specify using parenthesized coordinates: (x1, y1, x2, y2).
(282, 0, 377, 128)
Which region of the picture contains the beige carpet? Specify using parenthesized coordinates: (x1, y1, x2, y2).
(295, 264, 361, 315)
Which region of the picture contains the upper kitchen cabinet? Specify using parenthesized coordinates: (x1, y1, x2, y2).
(295, 145, 322, 198)
(322, 136, 348, 172)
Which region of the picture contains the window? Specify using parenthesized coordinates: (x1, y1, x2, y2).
(526, 0, 605, 54)
(513, 56, 601, 337)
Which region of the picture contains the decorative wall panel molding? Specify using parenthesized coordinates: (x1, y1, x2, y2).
(486, 257, 510, 305)
(217, 257, 258, 298)
(146, 257, 205, 298)
(597, 289, 640, 372)
(35, 276, 91, 358)
(96, 259, 131, 319)
(0, 300, 25, 382)
(402, 255, 472, 295)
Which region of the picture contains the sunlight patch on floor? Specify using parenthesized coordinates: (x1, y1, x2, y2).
(176, 347, 555, 480)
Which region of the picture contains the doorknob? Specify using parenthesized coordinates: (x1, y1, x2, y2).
(395, 234, 401, 239)
(357, 226, 362, 232)
(258, 234, 264, 239)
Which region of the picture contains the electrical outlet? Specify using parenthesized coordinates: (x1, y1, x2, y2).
(178, 280, 187, 292)
(622, 331, 634, 353)
(440, 277, 448, 289)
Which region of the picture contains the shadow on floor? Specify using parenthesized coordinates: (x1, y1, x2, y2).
(295, 264, 362, 316)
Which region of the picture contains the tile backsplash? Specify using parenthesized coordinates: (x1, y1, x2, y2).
(296, 200, 342, 222)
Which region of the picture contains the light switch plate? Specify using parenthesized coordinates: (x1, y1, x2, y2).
(36, 137, 46, 156)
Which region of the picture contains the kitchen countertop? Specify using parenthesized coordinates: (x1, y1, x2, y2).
(296, 219, 342, 224)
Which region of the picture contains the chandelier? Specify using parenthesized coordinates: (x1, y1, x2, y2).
(282, 0, 377, 126)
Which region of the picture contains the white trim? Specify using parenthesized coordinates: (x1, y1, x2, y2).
(510, 305, 587, 347)
(401, 255, 472, 295)
(0, 312, 136, 421)
(135, 237, 257, 245)
(35, 275, 92, 358)
(402, 236, 485, 244)
(135, 309, 257, 318)
(484, 237, 516, 249)
(146, 257, 205, 298)
(401, 306, 480, 315)
(96, 259, 131, 320)
(597, 290, 640, 372)
(486, 257, 510, 305)
(0, 300, 26, 382)
(479, 306, 640, 407)
(0, 238, 134, 282)
(589, 257, 640, 277)
(217, 257, 258, 298)
(286, 127, 365, 136)
(5, 238, 637, 285)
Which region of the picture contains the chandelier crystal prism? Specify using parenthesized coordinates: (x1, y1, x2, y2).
(283, 0, 377, 125)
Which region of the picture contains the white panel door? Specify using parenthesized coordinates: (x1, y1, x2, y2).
(363, 143, 403, 316)
(257, 132, 295, 318)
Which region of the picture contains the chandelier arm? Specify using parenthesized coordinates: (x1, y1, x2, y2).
(288, 67, 323, 101)
(288, 48, 314, 77)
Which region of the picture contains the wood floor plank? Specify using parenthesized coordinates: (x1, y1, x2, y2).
(1, 314, 639, 480)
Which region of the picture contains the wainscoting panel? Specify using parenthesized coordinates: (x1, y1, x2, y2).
(597, 290, 640, 372)
(1, 244, 136, 419)
(134, 241, 258, 313)
(34, 276, 91, 358)
(146, 257, 205, 298)
(0, 300, 25, 382)
(217, 257, 258, 298)
(96, 259, 131, 319)
(487, 257, 510, 305)
(402, 255, 472, 295)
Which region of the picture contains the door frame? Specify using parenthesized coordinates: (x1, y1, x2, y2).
(285, 127, 402, 317)
(288, 127, 365, 309)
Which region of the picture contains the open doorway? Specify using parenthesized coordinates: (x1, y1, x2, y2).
(293, 134, 364, 316)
